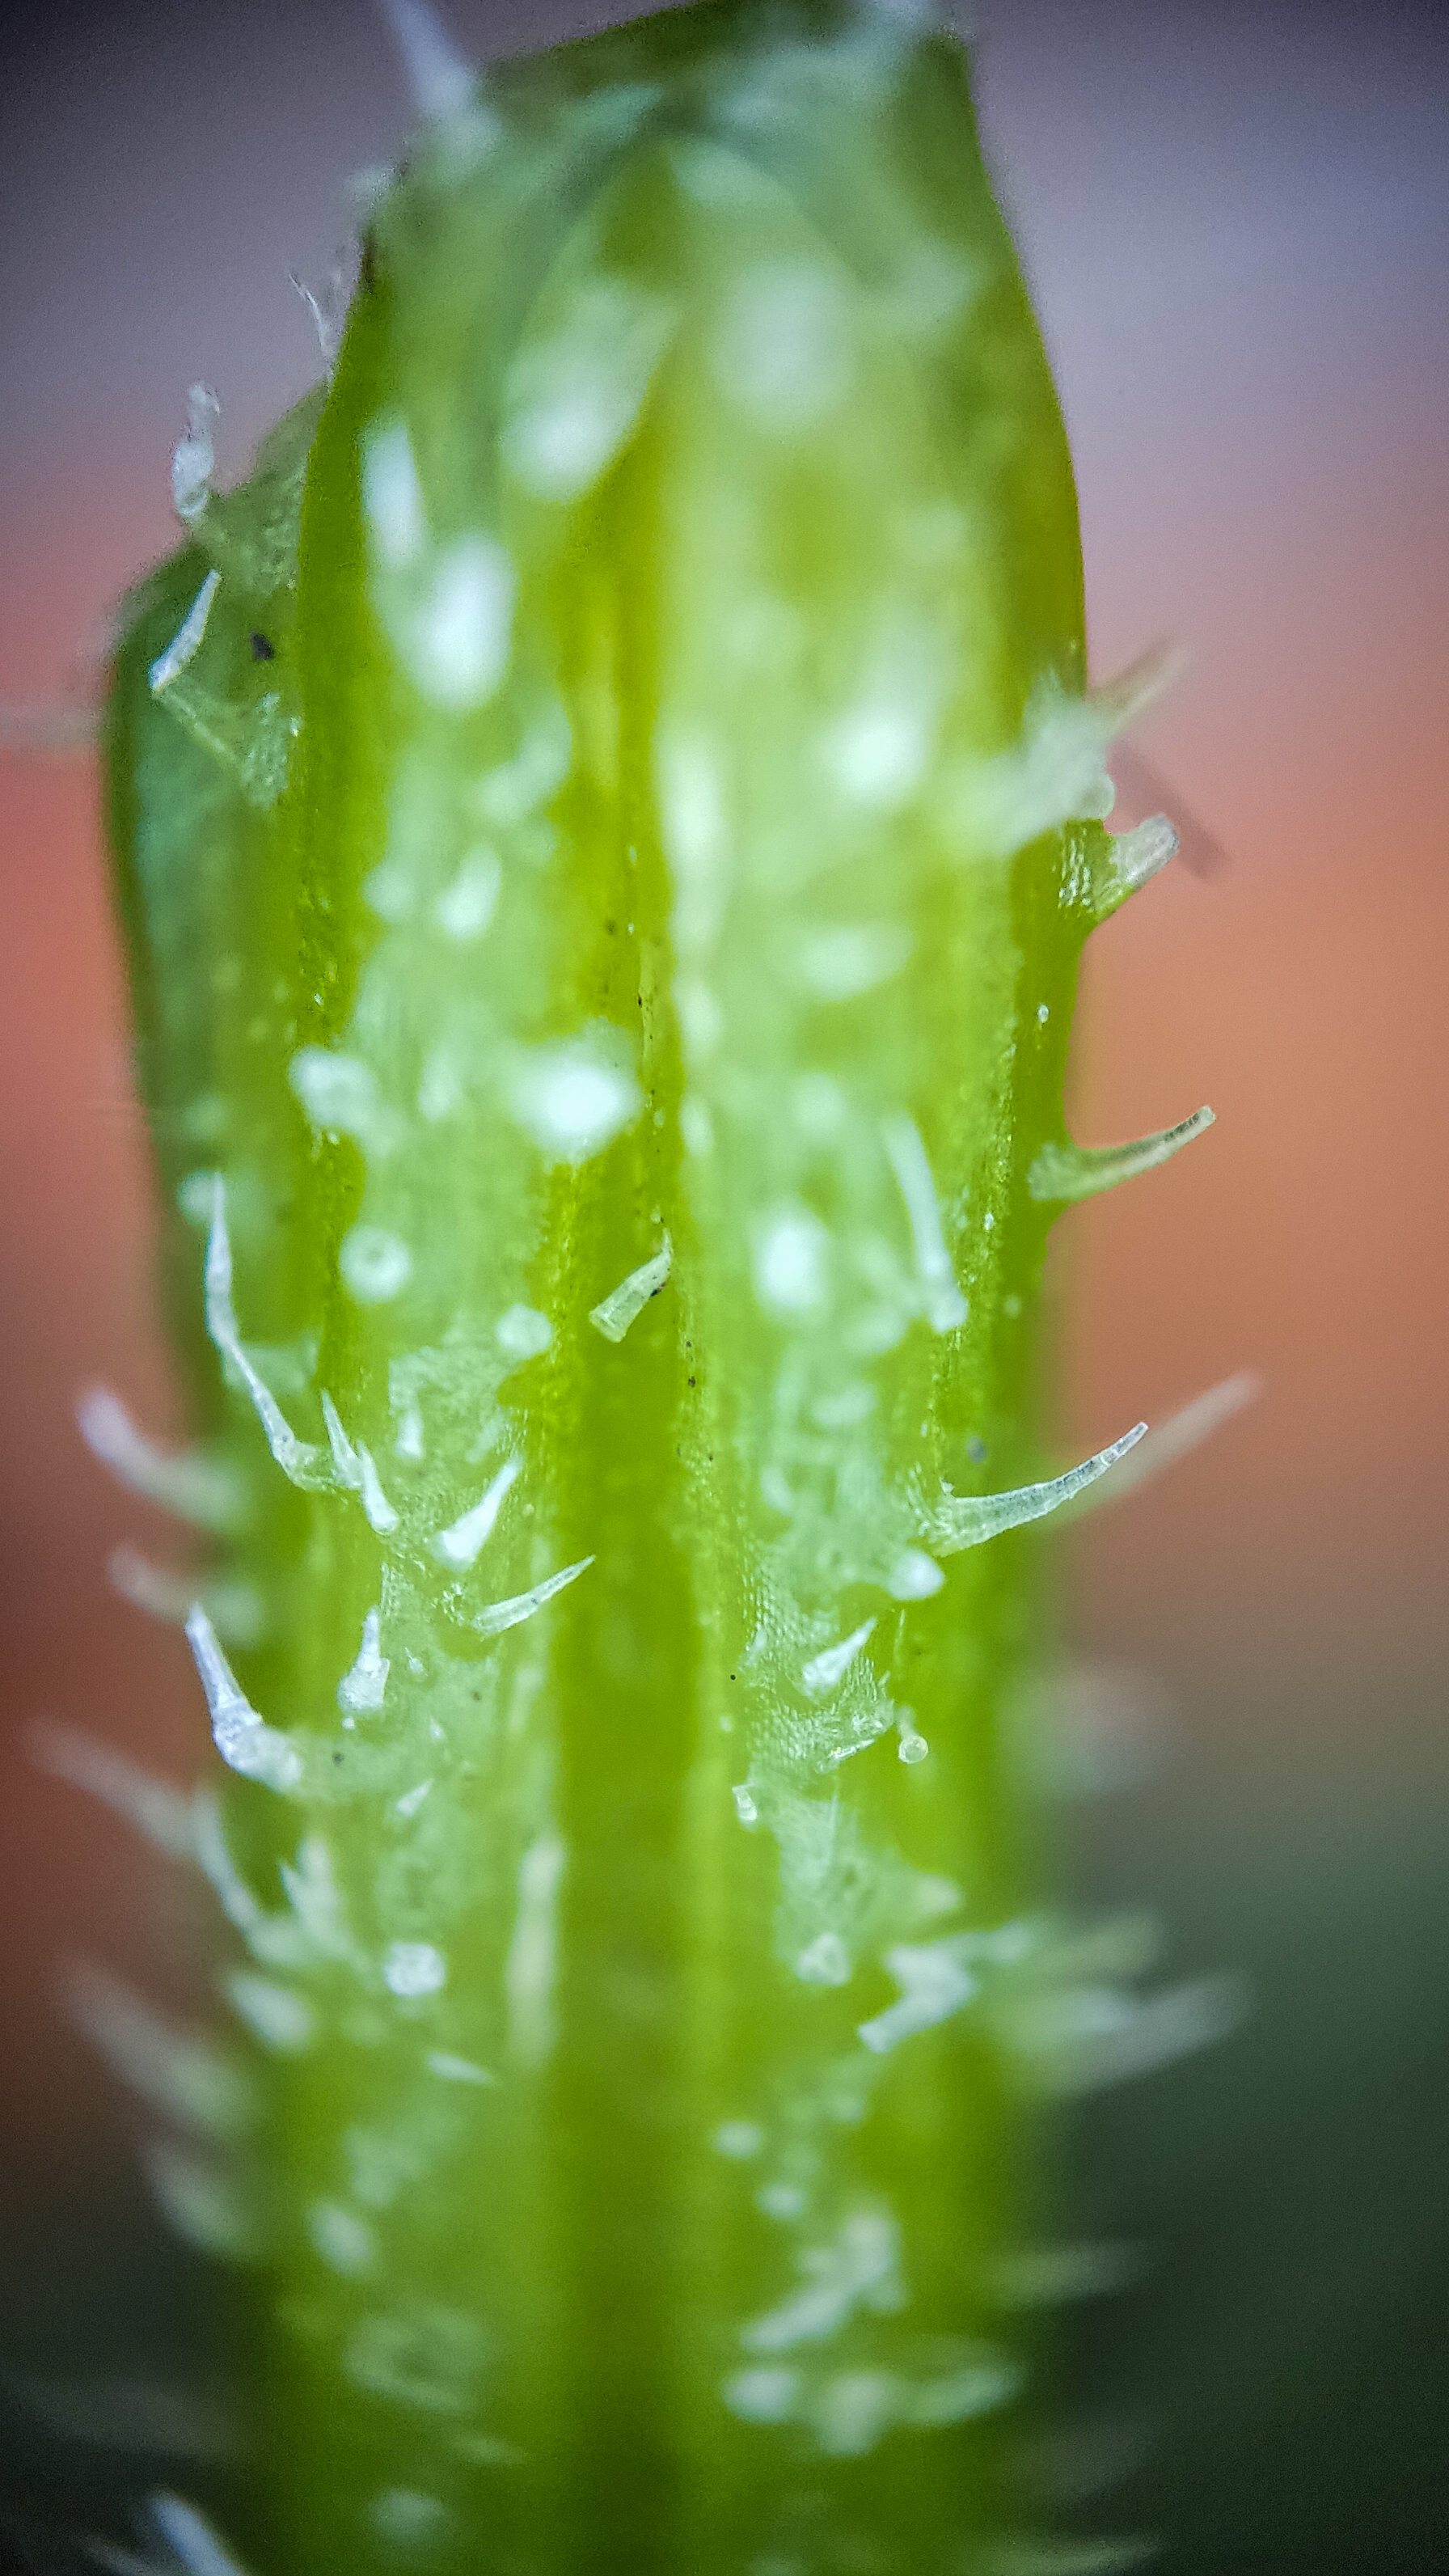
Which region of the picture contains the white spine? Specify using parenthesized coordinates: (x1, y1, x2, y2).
(471, 1556, 594, 1639)
(433, 1455, 521, 1568)
(589, 1236, 673, 1343)
(204, 1180, 328, 1488)
(926, 1423, 1147, 1554)
(377, 0, 479, 123)
(149, 570, 220, 693)
(184, 1605, 302, 1794)
(77, 1385, 240, 1531)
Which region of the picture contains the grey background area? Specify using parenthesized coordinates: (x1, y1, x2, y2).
(2, 4, 1447, 2572)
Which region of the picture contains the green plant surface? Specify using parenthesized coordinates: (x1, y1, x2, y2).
(95, 5, 1208, 2570)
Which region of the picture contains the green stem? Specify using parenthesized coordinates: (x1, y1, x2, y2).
(99, 6, 1190, 2570)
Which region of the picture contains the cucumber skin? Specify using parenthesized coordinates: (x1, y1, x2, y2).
(103, 8, 1123, 2571)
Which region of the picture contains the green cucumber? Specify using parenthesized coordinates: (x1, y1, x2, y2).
(96, 6, 1208, 2569)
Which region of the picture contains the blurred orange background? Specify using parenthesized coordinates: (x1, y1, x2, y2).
(0, 2, 1445, 2551)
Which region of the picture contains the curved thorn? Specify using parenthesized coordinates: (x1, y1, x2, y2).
(925, 1423, 1147, 1554)
(65, 1960, 252, 2138)
(170, 383, 219, 528)
(1007, 1972, 1248, 2100)
(184, 1605, 302, 1795)
(319, 1389, 361, 1488)
(323, 1393, 399, 1533)
(148, 2489, 257, 2575)
(288, 256, 353, 372)
(149, 570, 220, 696)
(15, 2373, 239, 2466)
(1088, 638, 1186, 735)
(0, 699, 98, 754)
(338, 1605, 389, 1717)
(1028, 1107, 1214, 1206)
(1113, 812, 1180, 893)
(1090, 813, 1179, 922)
(959, 644, 1185, 861)
(589, 1236, 673, 1343)
(433, 1454, 520, 1568)
(29, 1720, 196, 1861)
(802, 1617, 877, 1698)
(376, 0, 478, 124)
(224, 1969, 315, 2058)
(1112, 743, 1230, 882)
(108, 1545, 264, 1647)
(204, 1179, 329, 1489)
(470, 1555, 594, 1639)
(1065, 1371, 1261, 1516)
(192, 1793, 309, 1969)
(356, 1441, 400, 1536)
(76, 1385, 242, 1532)
(881, 1117, 967, 1332)
(142, 2147, 259, 2263)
